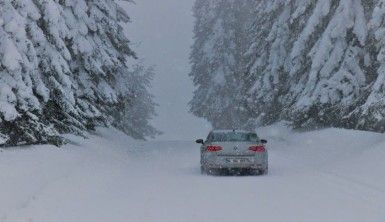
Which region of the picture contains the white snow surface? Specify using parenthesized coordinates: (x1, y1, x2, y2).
(1, 125, 385, 222)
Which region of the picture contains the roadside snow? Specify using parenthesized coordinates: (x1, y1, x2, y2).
(0, 126, 384, 222)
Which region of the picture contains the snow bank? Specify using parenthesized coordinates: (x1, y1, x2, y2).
(0, 128, 138, 222)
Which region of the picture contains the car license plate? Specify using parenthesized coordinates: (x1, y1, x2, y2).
(226, 158, 249, 163)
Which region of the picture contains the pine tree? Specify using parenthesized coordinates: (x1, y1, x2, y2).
(353, 0, 385, 132)
(290, 0, 369, 129)
(243, 0, 382, 131)
(0, 0, 59, 145)
(112, 62, 159, 139)
(0, 0, 156, 146)
(192, 0, 385, 132)
(243, 0, 292, 126)
(189, 0, 254, 129)
(281, 0, 334, 117)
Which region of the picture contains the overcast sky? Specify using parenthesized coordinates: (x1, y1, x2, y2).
(122, 0, 211, 140)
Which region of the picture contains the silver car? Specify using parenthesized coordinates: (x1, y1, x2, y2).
(196, 130, 268, 175)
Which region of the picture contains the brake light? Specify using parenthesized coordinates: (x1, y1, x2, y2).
(206, 145, 223, 152)
(249, 146, 266, 152)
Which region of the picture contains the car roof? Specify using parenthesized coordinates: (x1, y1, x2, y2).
(210, 129, 255, 134)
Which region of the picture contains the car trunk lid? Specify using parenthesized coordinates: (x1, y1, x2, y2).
(214, 142, 254, 156)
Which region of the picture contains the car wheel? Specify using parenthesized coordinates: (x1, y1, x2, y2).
(250, 169, 260, 176)
(207, 168, 220, 175)
(260, 168, 268, 175)
(206, 168, 214, 175)
(200, 166, 206, 174)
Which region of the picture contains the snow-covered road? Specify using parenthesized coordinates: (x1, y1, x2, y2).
(1, 126, 385, 222)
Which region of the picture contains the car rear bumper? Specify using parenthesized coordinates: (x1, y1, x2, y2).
(202, 159, 268, 170)
(202, 155, 268, 170)
(203, 163, 267, 169)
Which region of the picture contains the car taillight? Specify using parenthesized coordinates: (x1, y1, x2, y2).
(249, 146, 266, 152)
(206, 145, 223, 152)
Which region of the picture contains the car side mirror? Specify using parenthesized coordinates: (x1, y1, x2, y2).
(195, 139, 204, 144)
(260, 139, 267, 144)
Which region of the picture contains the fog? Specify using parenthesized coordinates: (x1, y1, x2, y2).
(123, 0, 211, 141)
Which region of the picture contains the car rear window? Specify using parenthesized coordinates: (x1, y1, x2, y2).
(208, 132, 259, 142)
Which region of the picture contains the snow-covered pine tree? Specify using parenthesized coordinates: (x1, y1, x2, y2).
(0, 0, 156, 146)
(0, 0, 59, 145)
(243, 0, 383, 130)
(280, 0, 337, 123)
(353, 0, 385, 132)
(112, 62, 159, 139)
(244, 0, 325, 126)
(289, 0, 370, 129)
(243, 0, 292, 126)
(189, 0, 254, 129)
(192, 0, 385, 132)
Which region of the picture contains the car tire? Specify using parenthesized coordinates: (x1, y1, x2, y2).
(250, 169, 260, 176)
(200, 166, 206, 174)
(250, 168, 268, 176)
(260, 168, 268, 175)
(206, 168, 219, 175)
